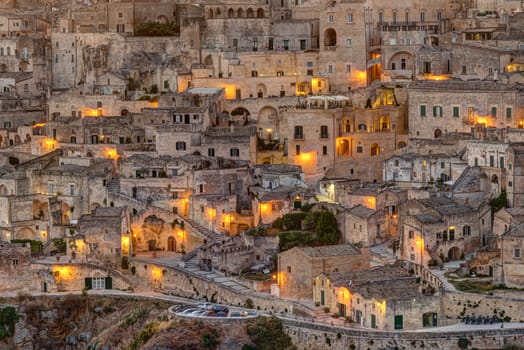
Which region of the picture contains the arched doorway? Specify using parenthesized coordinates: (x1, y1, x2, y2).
(237, 8, 243, 17)
(448, 246, 461, 261)
(257, 8, 264, 17)
(231, 107, 251, 117)
(167, 236, 176, 252)
(256, 83, 267, 98)
(203, 55, 213, 68)
(247, 8, 254, 17)
(370, 143, 381, 156)
(434, 129, 442, 139)
(0, 184, 8, 196)
(228, 8, 234, 17)
(324, 28, 337, 47)
(379, 115, 390, 131)
(337, 139, 350, 156)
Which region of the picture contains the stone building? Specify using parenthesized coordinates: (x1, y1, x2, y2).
(0, 242, 33, 293)
(76, 206, 131, 267)
(277, 244, 370, 301)
(505, 143, 524, 207)
(313, 262, 441, 330)
(407, 80, 524, 140)
(401, 197, 491, 267)
(339, 205, 383, 247)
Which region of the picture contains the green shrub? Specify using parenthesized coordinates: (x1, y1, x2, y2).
(134, 21, 180, 36)
(0, 306, 19, 340)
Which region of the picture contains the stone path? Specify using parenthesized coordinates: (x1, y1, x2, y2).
(430, 261, 462, 292)
(138, 256, 252, 293)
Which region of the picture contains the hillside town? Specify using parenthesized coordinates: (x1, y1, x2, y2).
(3, 0, 524, 348)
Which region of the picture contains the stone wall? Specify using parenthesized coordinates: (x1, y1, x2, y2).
(443, 290, 524, 322)
(283, 318, 524, 350)
(131, 257, 308, 315)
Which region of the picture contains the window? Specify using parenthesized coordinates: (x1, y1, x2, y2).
(346, 38, 352, 47)
(500, 157, 505, 169)
(462, 65, 467, 74)
(24, 84, 28, 92)
(433, 106, 442, 117)
(515, 248, 521, 258)
(118, 12, 123, 18)
(420, 11, 425, 22)
(283, 40, 289, 50)
(490, 155, 495, 167)
(175, 141, 186, 150)
(294, 125, 304, 139)
(378, 11, 383, 24)
(509, 181, 513, 187)
(420, 105, 426, 117)
(408, 230, 414, 239)
(287, 266, 291, 273)
(474, 157, 478, 166)
(392, 11, 397, 25)
(506, 107, 512, 119)
(328, 15, 334, 23)
(230, 148, 240, 157)
(49, 183, 54, 195)
(116, 23, 125, 33)
(347, 13, 353, 23)
(327, 64, 334, 73)
(356, 145, 363, 153)
(491, 106, 497, 118)
(320, 125, 328, 139)
(463, 226, 471, 236)
(12, 258, 18, 266)
(232, 38, 238, 47)
(441, 162, 445, 169)
(449, 227, 455, 240)
(345, 63, 351, 73)
(300, 39, 306, 50)
(69, 184, 74, 196)
(423, 61, 431, 73)
(199, 184, 204, 193)
(453, 106, 459, 118)
(208, 148, 215, 157)
(251, 70, 258, 77)
(92, 277, 105, 290)
(295, 144, 301, 155)
(322, 145, 327, 155)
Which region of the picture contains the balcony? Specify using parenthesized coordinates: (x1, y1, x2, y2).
(378, 21, 439, 33)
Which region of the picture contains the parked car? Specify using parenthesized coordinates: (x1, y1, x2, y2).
(180, 308, 198, 315)
(215, 311, 227, 317)
(198, 302, 213, 309)
(190, 310, 207, 316)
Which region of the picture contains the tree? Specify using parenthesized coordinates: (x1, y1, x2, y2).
(315, 210, 340, 244)
(246, 316, 294, 350)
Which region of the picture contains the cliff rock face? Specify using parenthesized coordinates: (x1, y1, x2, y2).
(13, 318, 37, 350)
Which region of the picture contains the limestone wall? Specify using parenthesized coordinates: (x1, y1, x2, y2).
(443, 290, 524, 322)
(131, 258, 307, 314)
(283, 318, 524, 350)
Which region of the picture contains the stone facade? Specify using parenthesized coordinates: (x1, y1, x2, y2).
(277, 244, 370, 301)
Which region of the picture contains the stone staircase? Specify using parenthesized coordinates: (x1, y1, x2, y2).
(106, 175, 121, 193)
(370, 242, 397, 265)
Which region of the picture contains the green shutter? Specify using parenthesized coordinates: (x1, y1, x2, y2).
(420, 105, 426, 116)
(453, 106, 459, 117)
(491, 107, 497, 118)
(85, 278, 92, 290)
(105, 277, 112, 290)
(507, 107, 512, 118)
(394, 315, 403, 329)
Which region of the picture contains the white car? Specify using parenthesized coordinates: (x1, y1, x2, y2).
(197, 302, 213, 309)
(180, 308, 198, 315)
(190, 310, 207, 316)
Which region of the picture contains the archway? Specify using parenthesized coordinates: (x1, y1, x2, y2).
(216, 8, 221, 16)
(434, 129, 442, 139)
(237, 8, 243, 17)
(33, 200, 49, 220)
(14, 135, 21, 144)
(156, 15, 168, 24)
(256, 83, 267, 98)
(16, 227, 36, 240)
(231, 107, 251, 117)
(370, 143, 381, 156)
(257, 8, 264, 18)
(379, 115, 390, 131)
(387, 51, 414, 71)
(448, 246, 461, 261)
(398, 141, 407, 149)
(90, 202, 101, 212)
(203, 55, 213, 68)
(257, 106, 277, 139)
(228, 8, 234, 17)
(337, 138, 350, 156)
(209, 9, 214, 18)
(324, 28, 337, 47)
(167, 236, 176, 252)
(120, 109, 129, 116)
(247, 8, 254, 17)
(91, 135, 99, 144)
(0, 184, 8, 196)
